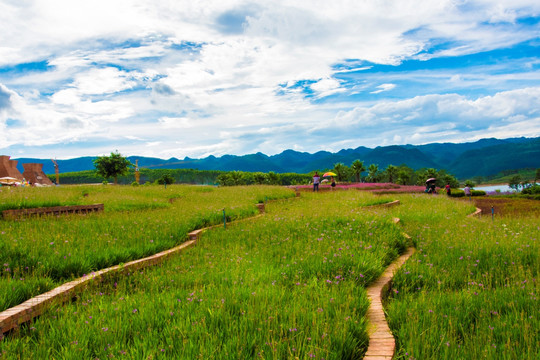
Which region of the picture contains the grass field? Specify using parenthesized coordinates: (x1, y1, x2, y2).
(387, 195, 539, 360)
(0, 187, 538, 359)
(0, 185, 295, 312)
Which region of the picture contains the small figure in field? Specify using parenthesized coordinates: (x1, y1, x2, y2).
(464, 185, 471, 200)
(445, 183, 451, 196)
(313, 172, 320, 192)
(331, 176, 336, 189)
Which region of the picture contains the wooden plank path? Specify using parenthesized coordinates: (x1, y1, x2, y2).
(364, 244, 415, 359)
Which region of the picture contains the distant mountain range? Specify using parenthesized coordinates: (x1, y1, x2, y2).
(12, 137, 540, 180)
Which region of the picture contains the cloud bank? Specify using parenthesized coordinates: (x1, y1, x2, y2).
(0, 0, 539, 159)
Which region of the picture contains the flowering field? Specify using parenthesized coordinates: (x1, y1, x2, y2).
(294, 182, 427, 193)
(387, 195, 539, 359)
(1, 189, 538, 359)
(1, 190, 410, 359)
(0, 185, 295, 312)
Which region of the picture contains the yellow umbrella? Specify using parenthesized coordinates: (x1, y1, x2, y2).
(323, 172, 336, 177)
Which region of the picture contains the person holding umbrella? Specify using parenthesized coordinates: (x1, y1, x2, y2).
(322, 172, 337, 190)
(425, 178, 437, 194)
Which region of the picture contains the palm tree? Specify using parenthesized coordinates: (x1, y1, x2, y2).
(333, 163, 350, 182)
(351, 160, 365, 183)
(385, 164, 398, 183)
(367, 164, 380, 182)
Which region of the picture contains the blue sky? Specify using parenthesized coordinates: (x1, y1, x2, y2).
(0, 0, 539, 159)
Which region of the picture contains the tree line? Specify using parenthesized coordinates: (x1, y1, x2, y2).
(53, 151, 538, 190)
(52, 151, 461, 188)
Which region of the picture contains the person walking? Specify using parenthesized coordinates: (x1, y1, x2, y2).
(464, 185, 471, 200)
(445, 183, 451, 196)
(313, 172, 320, 192)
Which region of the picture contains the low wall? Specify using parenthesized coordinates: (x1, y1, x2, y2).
(2, 204, 104, 220)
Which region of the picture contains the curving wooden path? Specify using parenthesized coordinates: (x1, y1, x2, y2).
(364, 244, 415, 359)
(363, 207, 481, 359)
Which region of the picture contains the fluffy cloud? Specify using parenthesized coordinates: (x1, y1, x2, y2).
(0, 1, 539, 158)
(0, 84, 13, 111)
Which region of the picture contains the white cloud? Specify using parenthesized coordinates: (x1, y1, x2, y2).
(371, 83, 397, 94)
(1, 1, 539, 158)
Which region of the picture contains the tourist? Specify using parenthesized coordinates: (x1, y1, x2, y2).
(464, 185, 471, 200)
(313, 172, 320, 192)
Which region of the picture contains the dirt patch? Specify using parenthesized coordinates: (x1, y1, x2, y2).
(471, 197, 540, 217)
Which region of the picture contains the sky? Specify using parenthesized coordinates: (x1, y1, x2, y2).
(0, 0, 539, 160)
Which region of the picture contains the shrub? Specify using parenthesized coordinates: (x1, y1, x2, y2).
(450, 189, 486, 198)
(521, 184, 540, 195)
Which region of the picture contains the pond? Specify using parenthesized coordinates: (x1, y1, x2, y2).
(472, 183, 539, 193)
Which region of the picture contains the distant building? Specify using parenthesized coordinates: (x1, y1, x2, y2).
(0, 155, 24, 181)
(22, 163, 54, 186)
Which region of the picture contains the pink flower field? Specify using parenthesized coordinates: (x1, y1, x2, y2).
(292, 183, 428, 193)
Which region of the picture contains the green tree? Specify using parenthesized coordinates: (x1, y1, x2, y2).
(333, 163, 350, 182)
(384, 164, 398, 183)
(535, 168, 540, 183)
(351, 160, 365, 183)
(464, 179, 476, 188)
(157, 173, 175, 187)
(253, 172, 267, 185)
(416, 168, 438, 186)
(266, 172, 281, 185)
(439, 173, 459, 189)
(229, 171, 245, 186)
(396, 165, 415, 185)
(366, 164, 380, 182)
(508, 174, 522, 191)
(93, 151, 133, 185)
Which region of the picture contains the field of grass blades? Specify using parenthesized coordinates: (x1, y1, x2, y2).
(1, 191, 410, 359)
(0, 185, 295, 312)
(384, 195, 538, 360)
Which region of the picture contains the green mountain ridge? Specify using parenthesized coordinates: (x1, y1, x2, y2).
(11, 137, 540, 180)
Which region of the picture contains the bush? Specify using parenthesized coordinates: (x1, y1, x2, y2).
(450, 189, 486, 198)
(521, 184, 540, 195)
(131, 181, 139, 186)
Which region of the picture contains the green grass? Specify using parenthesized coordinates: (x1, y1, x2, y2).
(0, 191, 409, 359)
(385, 196, 539, 360)
(0, 185, 295, 312)
(1, 190, 537, 359)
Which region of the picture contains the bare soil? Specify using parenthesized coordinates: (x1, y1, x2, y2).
(471, 197, 540, 217)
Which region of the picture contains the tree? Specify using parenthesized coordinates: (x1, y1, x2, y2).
(384, 164, 398, 183)
(253, 172, 267, 185)
(535, 168, 540, 184)
(439, 173, 459, 189)
(396, 165, 415, 185)
(416, 168, 438, 186)
(93, 151, 133, 184)
(366, 164, 380, 182)
(266, 171, 281, 185)
(464, 179, 476, 188)
(333, 163, 350, 182)
(508, 174, 522, 191)
(351, 160, 365, 182)
(157, 173, 175, 187)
